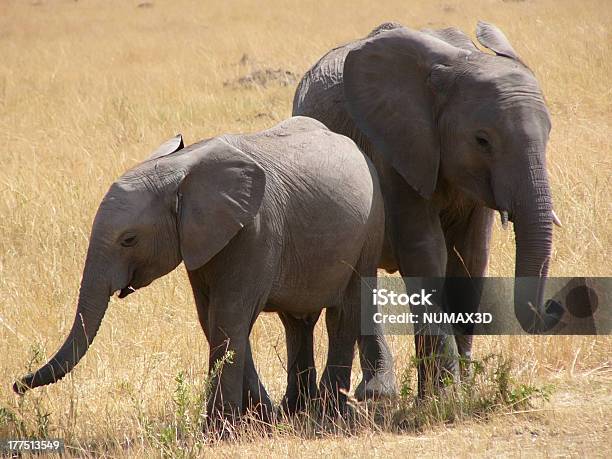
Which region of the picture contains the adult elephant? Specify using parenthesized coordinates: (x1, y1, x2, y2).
(293, 21, 561, 396)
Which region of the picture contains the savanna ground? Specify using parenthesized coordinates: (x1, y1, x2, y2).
(0, 0, 610, 457)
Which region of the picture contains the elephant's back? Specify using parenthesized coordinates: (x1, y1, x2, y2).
(224, 118, 382, 274)
(292, 22, 404, 119)
(234, 116, 378, 221)
(292, 44, 355, 138)
(292, 36, 378, 160)
(292, 44, 350, 117)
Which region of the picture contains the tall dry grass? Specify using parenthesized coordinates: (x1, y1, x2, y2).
(0, 0, 610, 456)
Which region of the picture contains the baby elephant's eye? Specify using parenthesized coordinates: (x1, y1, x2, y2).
(121, 235, 137, 247)
(475, 135, 490, 149)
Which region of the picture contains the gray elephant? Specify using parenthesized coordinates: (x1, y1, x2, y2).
(293, 21, 561, 395)
(13, 116, 387, 422)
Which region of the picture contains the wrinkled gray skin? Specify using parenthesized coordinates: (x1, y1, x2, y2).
(294, 22, 559, 396)
(13, 117, 386, 422)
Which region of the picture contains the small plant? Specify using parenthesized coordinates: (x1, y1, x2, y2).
(26, 342, 46, 371)
(1, 344, 55, 439)
(0, 405, 20, 439)
(507, 382, 554, 407)
(173, 371, 193, 435)
(32, 403, 51, 438)
(399, 367, 415, 399)
(392, 353, 555, 431)
(0, 406, 17, 426)
(136, 349, 236, 455)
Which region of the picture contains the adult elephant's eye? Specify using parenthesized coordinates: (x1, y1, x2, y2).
(121, 235, 137, 247)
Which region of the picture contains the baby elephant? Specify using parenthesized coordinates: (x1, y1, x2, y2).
(14, 116, 388, 424)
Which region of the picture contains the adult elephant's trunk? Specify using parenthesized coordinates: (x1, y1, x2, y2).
(14, 265, 110, 394)
(511, 146, 556, 333)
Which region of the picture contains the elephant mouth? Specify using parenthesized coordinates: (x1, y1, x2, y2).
(117, 269, 138, 299)
(118, 285, 136, 299)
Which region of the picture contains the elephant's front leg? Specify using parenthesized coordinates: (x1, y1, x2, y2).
(188, 270, 272, 420)
(206, 302, 250, 425)
(355, 238, 396, 401)
(442, 204, 494, 378)
(278, 311, 320, 415)
(385, 174, 459, 397)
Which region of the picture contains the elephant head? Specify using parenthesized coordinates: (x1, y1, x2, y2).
(14, 136, 265, 393)
(343, 22, 559, 332)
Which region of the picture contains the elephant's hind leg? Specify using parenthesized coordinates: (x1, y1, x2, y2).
(319, 276, 361, 415)
(278, 311, 321, 416)
(355, 334, 396, 401)
(242, 340, 273, 422)
(320, 239, 388, 416)
(319, 307, 356, 415)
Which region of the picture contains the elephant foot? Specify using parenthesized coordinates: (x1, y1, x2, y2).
(203, 406, 241, 440)
(278, 388, 320, 417)
(317, 375, 354, 420)
(415, 335, 461, 398)
(454, 334, 474, 381)
(280, 386, 356, 424)
(317, 397, 356, 426)
(243, 400, 274, 425)
(416, 361, 461, 398)
(354, 371, 397, 401)
(315, 390, 353, 421)
(242, 386, 274, 424)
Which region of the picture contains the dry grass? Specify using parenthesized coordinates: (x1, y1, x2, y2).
(0, 0, 610, 457)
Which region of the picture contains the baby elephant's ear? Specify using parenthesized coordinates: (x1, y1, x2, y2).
(177, 139, 266, 271)
(147, 134, 184, 160)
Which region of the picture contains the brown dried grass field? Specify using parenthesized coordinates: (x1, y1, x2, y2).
(0, 0, 610, 457)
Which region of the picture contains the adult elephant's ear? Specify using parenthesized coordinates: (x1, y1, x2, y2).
(344, 27, 467, 199)
(177, 138, 266, 270)
(475, 21, 520, 60)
